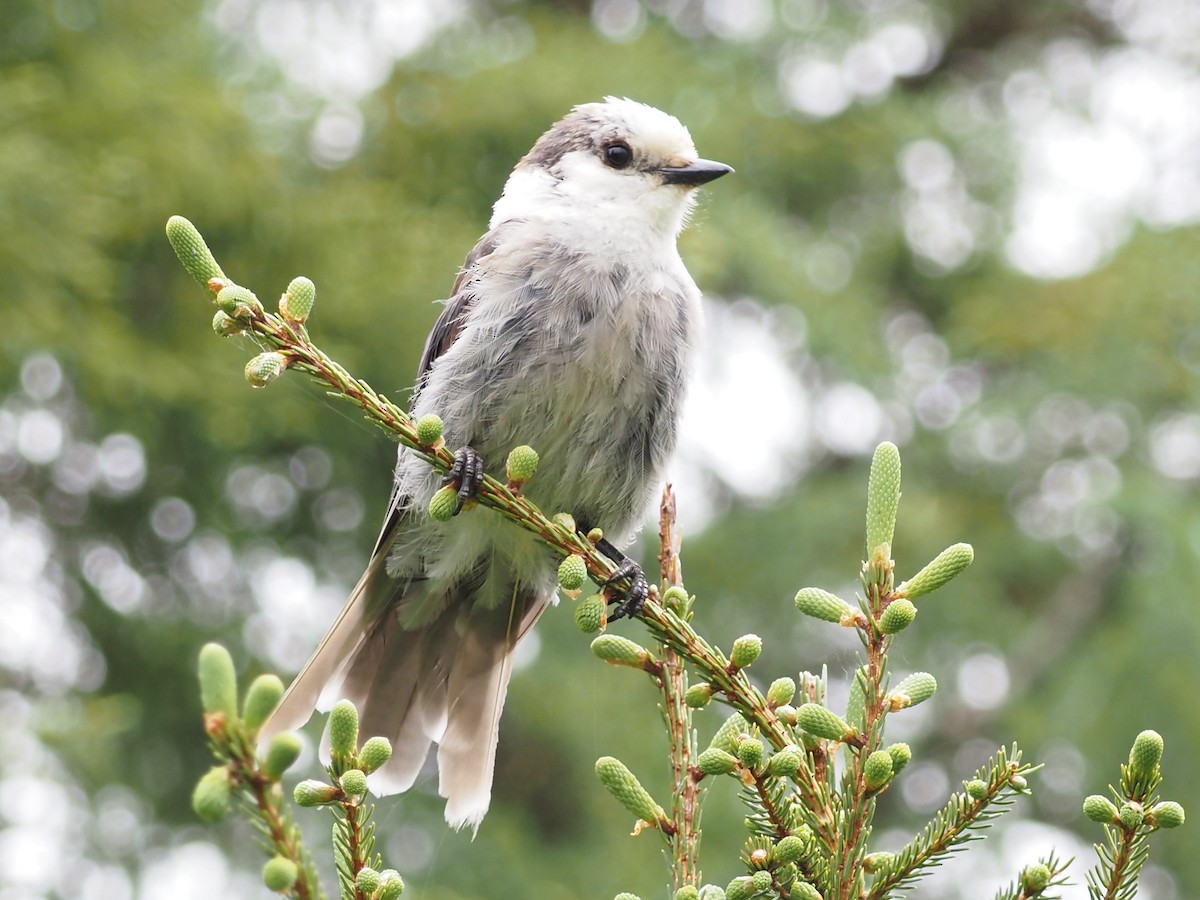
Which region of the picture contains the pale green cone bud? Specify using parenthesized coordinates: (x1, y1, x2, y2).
(340, 768, 367, 796)
(675, 887, 700, 900)
(614, 895, 641, 900)
(329, 699, 359, 765)
(242, 673, 285, 734)
(192, 765, 232, 822)
(262, 856, 298, 893)
(965, 779, 988, 801)
(766, 749, 802, 778)
(1149, 800, 1185, 829)
(428, 485, 458, 521)
(1083, 794, 1119, 824)
(552, 512, 577, 532)
(737, 738, 764, 772)
(751, 871, 772, 893)
(685, 682, 714, 709)
(591, 635, 653, 668)
(866, 441, 901, 554)
(796, 703, 854, 743)
(775, 704, 798, 726)
(293, 779, 339, 807)
(378, 870, 405, 899)
(772, 835, 806, 864)
(1119, 801, 1144, 830)
(558, 554, 588, 591)
(709, 712, 749, 754)
(724, 877, 753, 900)
(794, 587, 855, 624)
(888, 672, 937, 710)
(595, 756, 665, 825)
(767, 677, 796, 707)
(280, 276, 315, 323)
(792, 883, 822, 900)
(212, 310, 243, 337)
(863, 852, 894, 875)
(886, 743, 912, 774)
(415, 414, 444, 447)
(359, 736, 393, 774)
(896, 543, 974, 599)
(698, 886, 727, 900)
(696, 747, 738, 776)
(355, 867, 381, 896)
(863, 750, 894, 791)
(198, 643, 238, 719)
(1021, 864, 1051, 892)
(730, 634, 762, 669)
(261, 732, 303, 780)
(166, 216, 226, 288)
(575, 594, 606, 634)
(879, 598, 917, 634)
(1129, 729, 1164, 776)
(1009, 774, 1029, 792)
(505, 444, 539, 483)
(245, 351, 287, 388)
(216, 283, 258, 317)
(661, 585, 690, 615)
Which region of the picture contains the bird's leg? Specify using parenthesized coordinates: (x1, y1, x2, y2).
(590, 535, 649, 620)
(443, 446, 485, 514)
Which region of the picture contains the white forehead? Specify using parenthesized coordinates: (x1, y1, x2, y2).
(583, 96, 697, 159)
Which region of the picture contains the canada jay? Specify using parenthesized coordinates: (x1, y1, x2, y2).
(260, 97, 731, 830)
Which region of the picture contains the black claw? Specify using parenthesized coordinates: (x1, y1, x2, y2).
(588, 535, 649, 620)
(443, 446, 485, 514)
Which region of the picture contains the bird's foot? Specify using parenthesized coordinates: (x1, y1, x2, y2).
(591, 537, 649, 620)
(443, 446, 485, 514)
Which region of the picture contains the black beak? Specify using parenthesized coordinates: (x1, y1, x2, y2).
(660, 158, 734, 186)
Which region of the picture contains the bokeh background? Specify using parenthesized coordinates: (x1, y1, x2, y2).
(3, 0, 1200, 897)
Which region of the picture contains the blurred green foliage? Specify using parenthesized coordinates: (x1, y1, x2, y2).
(3, 0, 1198, 896)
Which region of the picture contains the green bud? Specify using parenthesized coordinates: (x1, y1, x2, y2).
(863, 750, 894, 791)
(415, 414, 444, 447)
(796, 703, 854, 743)
(792, 884, 822, 900)
(505, 444, 539, 483)
(1149, 800, 1185, 829)
(191, 765, 232, 822)
(262, 856, 298, 893)
(696, 747, 739, 776)
(614, 895, 641, 900)
(378, 870, 405, 899)
(198, 643, 238, 719)
(724, 877, 753, 900)
(965, 779, 988, 801)
(1009, 774, 1029, 792)
(775, 704, 798, 726)
(340, 768, 367, 796)
(772, 835, 806, 864)
(709, 713, 749, 754)
(591, 634, 653, 668)
(245, 351, 287, 388)
(888, 672, 937, 710)
(866, 441, 901, 555)
(1083, 794, 1119, 824)
(242, 673, 285, 734)
(737, 737, 764, 772)
(428, 485, 459, 521)
(886, 743, 912, 774)
(698, 886, 727, 900)
(293, 779, 339, 807)
(329, 699, 359, 764)
(355, 867, 381, 896)
(166, 216, 226, 288)
(794, 587, 855, 624)
(751, 871, 772, 893)
(863, 852, 894, 875)
(675, 887, 700, 900)
(879, 598, 917, 634)
(1021, 864, 1051, 892)
(766, 749, 802, 778)
(595, 756, 665, 825)
(1119, 801, 1144, 830)
(730, 634, 762, 669)
(661, 585, 690, 614)
(896, 543, 974, 599)
(359, 736, 393, 774)
(574, 594, 606, 634)
(216, 283, 257, 317)
(211, 310, 243, 336)
(1129, 729, 1164, 776)
(558, 554, 588, 591)
(684, 682, 714, 709)
(552, 512, 577, 532)
(766, 677, 796, 707)
(261, 732, 303, 780)
(280, 276, 315, 323)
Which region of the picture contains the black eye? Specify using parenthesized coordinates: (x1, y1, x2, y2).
(603, 141, 633, 169)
